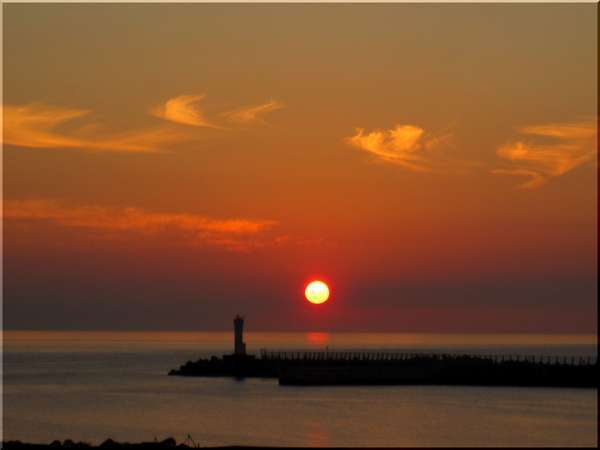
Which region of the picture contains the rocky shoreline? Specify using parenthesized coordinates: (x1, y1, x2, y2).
(1, 439, 271, 450)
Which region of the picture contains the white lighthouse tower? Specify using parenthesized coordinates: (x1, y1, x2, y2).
(234, 315, 246, 355)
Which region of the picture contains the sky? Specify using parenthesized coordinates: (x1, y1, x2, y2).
(2, 4, 597, 333)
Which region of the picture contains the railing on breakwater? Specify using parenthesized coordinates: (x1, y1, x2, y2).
(259, 349, 597, 366)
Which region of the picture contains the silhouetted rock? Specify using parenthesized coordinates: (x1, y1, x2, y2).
(3, 441, 24, 449)
(159, 438, 176, 447)
(99, 439, 119, 449)
(2, 440, 184, 450)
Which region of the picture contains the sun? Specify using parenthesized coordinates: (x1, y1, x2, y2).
(305, 280, 330, 304)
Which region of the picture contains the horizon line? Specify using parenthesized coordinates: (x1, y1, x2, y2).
(3, 329, 597, 337)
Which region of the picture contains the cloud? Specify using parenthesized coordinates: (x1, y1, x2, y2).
(3, 199, 278, 252)
(150, 94, 219, 128)
(346, 124, 453, 172)
(221, 100, 284, 125)
(493, 119, 597, 189)
(153, 96, 283, 127)
(2, 103, 187, 152)
(3, 95, 284, 154)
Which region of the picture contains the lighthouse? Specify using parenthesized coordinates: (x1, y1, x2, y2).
(234, 315, 246, 355)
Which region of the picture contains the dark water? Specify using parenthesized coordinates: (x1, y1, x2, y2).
(2, 332, 597, 447)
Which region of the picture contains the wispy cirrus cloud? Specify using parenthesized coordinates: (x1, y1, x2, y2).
(221, 100, 284, 125)
(150, 94, 219, 128)
(346, 124, 453, 172)
(493, 119, 597, 189)
(2, 103, 187, 152)
(4, 95, 284, 154)
(3, 199, 278, 252)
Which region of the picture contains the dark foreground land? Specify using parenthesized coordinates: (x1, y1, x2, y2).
(170, 351, 598, 388)
(1, 439, 267, 450)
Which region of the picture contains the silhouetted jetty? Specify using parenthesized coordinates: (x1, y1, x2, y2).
(169, 317, 598, 388)
(274, 351, 598, 387)
(170, 350, 598, 388)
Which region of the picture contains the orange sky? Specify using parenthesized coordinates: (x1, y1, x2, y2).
(2, 4, 597, 332)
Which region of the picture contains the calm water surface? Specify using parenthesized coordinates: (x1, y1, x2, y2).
(2, 332, 597, 447)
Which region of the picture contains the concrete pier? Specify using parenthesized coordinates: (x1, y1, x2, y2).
(169, 317, 597, 387)
(169, 350, 597, 388)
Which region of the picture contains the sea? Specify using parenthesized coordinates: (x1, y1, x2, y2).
(2, 331, 597, 447)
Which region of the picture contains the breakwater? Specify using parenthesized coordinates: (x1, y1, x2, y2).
(168, 350, 598, 388)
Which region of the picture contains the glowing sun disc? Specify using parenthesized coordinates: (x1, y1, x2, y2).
(305, 280, 330, 304)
